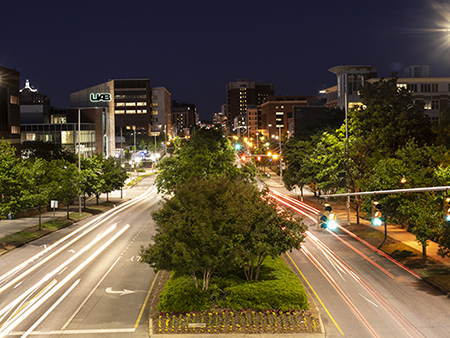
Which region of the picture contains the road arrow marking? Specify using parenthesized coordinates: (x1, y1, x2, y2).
(105, 287, 136, 296)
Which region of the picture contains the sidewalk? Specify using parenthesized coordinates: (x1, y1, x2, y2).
(259, 167, 450, 268)
(0, 187, 130, 240)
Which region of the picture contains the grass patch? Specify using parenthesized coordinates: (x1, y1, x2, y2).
(69, 212, 91, 220)
(0, 231, 40, 243)
(39, 219, 70, 230)
(157, 256, 309, 313)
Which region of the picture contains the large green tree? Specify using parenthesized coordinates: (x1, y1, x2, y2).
(140, 177, 306, 290)
(154, 127, 256, 194)
(0, 141, 27, 218)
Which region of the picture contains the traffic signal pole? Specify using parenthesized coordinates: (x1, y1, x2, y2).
(321, 186, 450, 199)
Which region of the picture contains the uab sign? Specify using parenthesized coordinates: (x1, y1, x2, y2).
(90, 93, 111, 102)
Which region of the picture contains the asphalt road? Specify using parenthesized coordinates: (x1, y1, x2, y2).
(270, 188, 450, 338)
(0, 176, 161, 338)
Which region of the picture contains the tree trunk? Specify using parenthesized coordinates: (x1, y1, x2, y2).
(66, 203, 70, 219)
(422, 242, 427, 261)
(254, 255, 266, 281)
(189, 269, 198, 288)
(107, 193, 109, 202)
(38, 206, 42, 231)
(355, 199, 360, 225)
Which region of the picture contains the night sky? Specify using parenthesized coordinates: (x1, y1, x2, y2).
(2, 0, 450, 121)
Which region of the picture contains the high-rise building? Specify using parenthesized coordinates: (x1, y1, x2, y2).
(20, 79, 51, 124)
(171, 101, 198, 135)
(226, 79, 274, 127)
(0, 66, 20, 150)
(328, 65, 377, 110)
(151, 87, 172, 137)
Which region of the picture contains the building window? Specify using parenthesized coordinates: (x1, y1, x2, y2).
(424, 100, 439, 110)
(125, 102, 136, 106)
(421, 84, 437, 92)
(115, 110, 125, 114)
(11, 125, 19, 134)
(137, 102, 146, 106)
(116, 102, 125, 107)
(10, 95, 19, 105)
(126, 110, 136, 114)
(152, 110, 158, 115)
(406, 83, 417, 92)
(152, 103, 158, 107)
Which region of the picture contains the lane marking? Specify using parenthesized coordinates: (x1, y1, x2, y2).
(9, 328, 135, 335)
(134, 271, 159, 329)
(61, 256, 122, 330)
(286, 252, 344, 336)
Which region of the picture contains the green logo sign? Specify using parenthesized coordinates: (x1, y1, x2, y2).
(90, 93, 111, 102)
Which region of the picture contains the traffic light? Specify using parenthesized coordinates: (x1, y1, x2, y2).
(317, 204, 338, 230)
(371, 201, 383, 226)
(444, 197, 450, 222)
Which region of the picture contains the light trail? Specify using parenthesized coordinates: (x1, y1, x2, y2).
(20, 279, 80, 338)
(0, 186, 156, 293)
(0, 225, 130, 337)
(272, 189, 424, 337)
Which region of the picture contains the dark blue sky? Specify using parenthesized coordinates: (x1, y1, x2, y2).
(2, 0, 450, 121)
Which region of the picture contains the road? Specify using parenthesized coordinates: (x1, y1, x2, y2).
(269, 188, 450, 338)
(0, 176, 160, 338)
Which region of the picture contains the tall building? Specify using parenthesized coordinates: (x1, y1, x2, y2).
(20, 79, 51, 124)
(260, 96, 316, 139)
(171, 101, 198, 135)
(328, 65, 377, 110)
(226, 79, 274, 127)
(151, 87, 172, 137)
(0, 66, 20, 149)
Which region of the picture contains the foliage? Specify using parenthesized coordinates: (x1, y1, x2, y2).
(217, 256, 309, 311)
(140, 176, 306, 290)
(156, 257, 309, 313)
(154, 127, 255, 195)
(21, 140, 75, 163)
(352, 76, 434, 158)
(364, 141, 448, 260)
(0, 141, 28, 218)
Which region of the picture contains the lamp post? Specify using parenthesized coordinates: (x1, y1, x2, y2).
(279, 126, 283, 184)
(78, 109, 81, 215)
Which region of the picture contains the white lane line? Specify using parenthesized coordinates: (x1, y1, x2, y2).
(61, 256, 122, 330)
(9, 328, 135, 335)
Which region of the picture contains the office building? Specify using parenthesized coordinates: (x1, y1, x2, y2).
(226, 79, 274, 127)
(0, 66, 20, 150)
(151, 87, 172, 137)
(20, 79, 50, 124)
(171, 101, 198, 135)
(328, 65, 378, 110)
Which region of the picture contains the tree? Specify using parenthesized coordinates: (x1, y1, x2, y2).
(53, 160, 82, 219)
(364, 141, 448, 260)
(352, 76, 434, 159)
(101, 157, 127, 202)
(154, 127, 255, 194)
(23, 159, 60, 230)
(0, 141, 28, 218)
(21, 140, 75, 163)
(140, 177, 306, 289)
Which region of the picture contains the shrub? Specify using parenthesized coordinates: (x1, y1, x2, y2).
(157, 273, 212, 312)
(157, 256, 309, 312)
(218, 256, 309, 311)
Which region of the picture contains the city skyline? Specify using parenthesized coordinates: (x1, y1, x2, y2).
(2, 0, 450, 121)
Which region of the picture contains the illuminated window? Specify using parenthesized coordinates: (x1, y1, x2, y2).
(115, 110, 125, 114)
(152, 110, 158, 115)
(152, 103, 158, 107)
(11, 125, 19, 134)
(137, 102, 146, 106)
(116, 102, 125, 106)
(127, 110, 136, 114)
(125, 102, 136, 106)
(10, 96, 18, 105)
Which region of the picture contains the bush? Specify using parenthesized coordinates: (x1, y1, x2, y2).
(157, 273, 212, 312)
(157, 256, 309, 312)
(218, 256, 309, 311)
